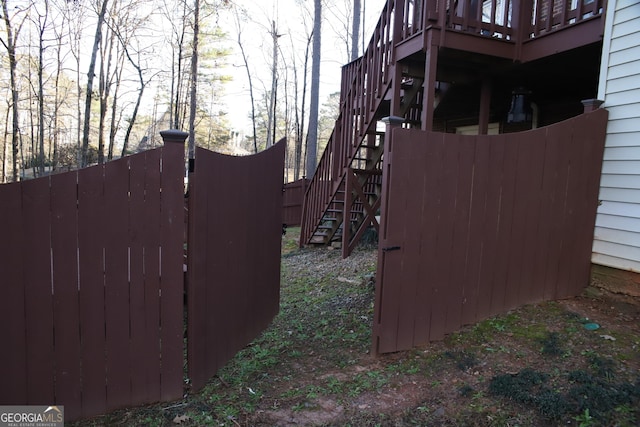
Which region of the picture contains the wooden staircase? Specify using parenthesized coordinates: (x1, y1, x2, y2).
(299, 0, 432, 258)
(307, 133, 385, 250)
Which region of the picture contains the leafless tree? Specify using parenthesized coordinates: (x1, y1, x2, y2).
(80, 0, 109, 167)
(187, 0, 199, 165)
(232, 4, 258, 153)
(352, 0, 360, 61)
(290, 23, 312, 180)
(0, 0, 27, 181)
(305, 0, 321, 178)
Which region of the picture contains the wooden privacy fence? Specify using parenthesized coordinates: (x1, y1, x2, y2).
(0, 133, 285, 421)
(283, 178, 309, 227)
(187, 140, 285, 390)
(0, 140, 185, 419)
(373, 109, 608, 354)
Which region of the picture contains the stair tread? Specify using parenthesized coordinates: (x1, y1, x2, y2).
(352, 168, 382, 175)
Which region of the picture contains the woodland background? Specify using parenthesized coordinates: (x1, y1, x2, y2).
(0, 0, 377, 183)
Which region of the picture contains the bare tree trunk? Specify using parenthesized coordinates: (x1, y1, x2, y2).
(293, 30, 312, 180)
(188, 0, 200, 166)
(97, 32, 111, 164)
(80, 0, 109, 167)
(266, 20, 280, 148)
(36, 1, 49, 175)
(233, 6, 258, 153)
(306, 0, 321, 178)
(28, 85, 36, 177)
(1, 0, 22, 181)
(52, 11, 65, 171)
(171, 0, 188, 130)
(120, 42, 150, 156)
(107, 65, 123, 160)
(351, 0, 361, 61)
(1, 103, 7, 182)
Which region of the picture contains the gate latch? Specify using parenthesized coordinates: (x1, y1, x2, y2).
(382, 245, 401, 252)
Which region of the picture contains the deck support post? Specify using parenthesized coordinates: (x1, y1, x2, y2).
(421, 32, 438, 132)
(478, 77, 492, 135)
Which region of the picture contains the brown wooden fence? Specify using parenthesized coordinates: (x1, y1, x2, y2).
(283, 178, 308, 227)
(0, 141, 185, 419)
(187, 140, 285, 390)
(0, 135, 285, 421)
(373, 109, 608, 354)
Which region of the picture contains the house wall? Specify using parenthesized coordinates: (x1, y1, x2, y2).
(594, 0, 640, 272)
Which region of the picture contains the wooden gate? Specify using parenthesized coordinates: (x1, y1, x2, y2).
(373, 109, 608, 355)
(187, 140, 285, 390)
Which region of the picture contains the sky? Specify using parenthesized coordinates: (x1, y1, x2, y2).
(217, 0, 386, 134)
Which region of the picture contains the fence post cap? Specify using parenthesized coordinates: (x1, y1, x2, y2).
(380, 116, 405, 126)
(160, 129, 189, 144)
(581, 99, 604, 112)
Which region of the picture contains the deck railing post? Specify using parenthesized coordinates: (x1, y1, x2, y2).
(512, 0, 534, 60)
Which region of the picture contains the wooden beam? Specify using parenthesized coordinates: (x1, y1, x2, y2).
(479, 77, 492, 135)
(421, 32, 438, 132)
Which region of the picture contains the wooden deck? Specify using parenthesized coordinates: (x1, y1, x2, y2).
(300, 0, 607, 254)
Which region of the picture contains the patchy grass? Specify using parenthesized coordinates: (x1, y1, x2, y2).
(71, 227, 640, 426)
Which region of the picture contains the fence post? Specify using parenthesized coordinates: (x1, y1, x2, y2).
(159, 128, 189, 254)
(581, 99, 604, 113)
(160, 129, 189, 148)
(381, 116, 405, 135)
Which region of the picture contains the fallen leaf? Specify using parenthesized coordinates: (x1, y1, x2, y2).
(173, 414, 190, 424)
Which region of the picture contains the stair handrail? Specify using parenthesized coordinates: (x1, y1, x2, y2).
(300, 0, 399, 246)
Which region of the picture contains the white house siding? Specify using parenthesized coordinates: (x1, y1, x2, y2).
(594, 0, 640, 272)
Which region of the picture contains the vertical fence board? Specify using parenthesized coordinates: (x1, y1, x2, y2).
(77, 165, 107, 417)
(503, 133, 534, 311)
(556, 120, 583, 299)
(187, 167, 209, 390)
(447, 136, 475, 331)
(490, 139, 518, 313)
(143, 149, 162, 403)
(20, 178, 54, 406)
(437, 137, 462, 336)
(103, 158, 132, 410)
(128, 154, 148, 403)
(50, 172, 82, 418)
(515, 131, 547, 305)
(0, 182, 27, 404)
(412, 134, 442, 346)
(158, 143, 185, 401)
(539, 124, 570, 300)
(19, 178, 55, 405)
(475, 137, 505, 321)
(461, 135, 490, 326)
